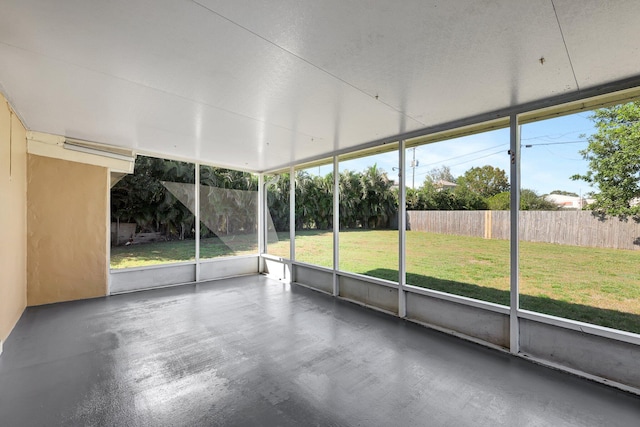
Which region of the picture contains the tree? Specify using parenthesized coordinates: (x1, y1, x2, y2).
(457, 165, 509, 198)
(339, 169, 363, 228)
(423, 166, 455, 186)
(360, 164, 396, 228)
(550, 190, 578, 197)
(405, 180, 486, 211)
(571, 101, 640, 219)
(200, 165, 258, 236)
(452, 185, 488, 210)
(486, 192, 510, 210)
(266, 173, 291, 232)
(486, 190, 557, 210)
(111, 156, 197, 239)
(295, 172, 333, 230)
(520, 189, 558, 210)
(313, 173, 334, 229)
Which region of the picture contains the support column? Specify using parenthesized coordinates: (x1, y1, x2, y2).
(398, 141, 407, 317)
(258, 174, 265, 273)
(333, 156, 340, 296)
(509, 115, 521, 354)
(290, 166, 295, 261)
(195, 163, 200, 282)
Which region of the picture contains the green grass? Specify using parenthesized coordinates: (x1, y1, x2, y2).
(279, 230, 640, 334)
(110, 234, 258, 268)
(112, 229, 640, 334)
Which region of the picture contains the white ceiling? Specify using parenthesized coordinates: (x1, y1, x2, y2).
(1, 0, 640, 172)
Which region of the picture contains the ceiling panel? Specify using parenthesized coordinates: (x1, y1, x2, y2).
(553, 0, 640, 89)
(198, 0, 577, 122)
(1, 0, 640, 172)
(0, 43, 145, 146)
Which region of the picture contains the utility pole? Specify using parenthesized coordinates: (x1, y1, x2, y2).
(410, 147, 418, 188)
(579, 189, 582, 209)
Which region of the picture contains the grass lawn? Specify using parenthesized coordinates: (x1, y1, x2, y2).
(112, 229, 640, 334)
(111, 234, 258, 268)
(281, 230, 640, 333)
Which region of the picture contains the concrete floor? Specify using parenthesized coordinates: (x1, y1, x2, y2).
(1, 275, 639, 426)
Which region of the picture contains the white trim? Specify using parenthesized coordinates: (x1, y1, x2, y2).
(110, 279, 198, 295)
(519, 309, 640, 346)
(336, 295, 398, 317)
(260, 253, 291, 264)
(134, 148, 261, 174)
(110, 259, 196, 273)
(407, 317, 509, 353)
(200, 254, 259, 263)
(336, 269, 399, 289)
(519, 352, 640, 396)
(291, 281, 334, 296)
(293, 260, 333, 273)
(63, 143, 134, 162)
(111, 265, 262, 295)
(109, 272, 259, 296)
(111, 254, 261, 274)
(404, 284, 510, 315)
(27, 132, 134, 173)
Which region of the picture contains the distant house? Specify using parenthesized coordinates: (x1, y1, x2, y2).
(545, 194, 594, 209)
(434, 179, 457, 191)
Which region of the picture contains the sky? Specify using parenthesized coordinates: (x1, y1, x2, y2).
(311, 110, 596, 197)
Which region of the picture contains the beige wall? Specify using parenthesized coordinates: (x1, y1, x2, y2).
(0, 96, 28, 343)
(27, 155, 109, 306)
(1, 93, 111, 344)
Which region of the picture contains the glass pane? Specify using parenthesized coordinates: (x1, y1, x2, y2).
(520, 105, 640, 334)
(295, 164, 334, 267)
(339, 147, 399, 281)
(110, 155, 195, 269)
(199, 165, 258, 259)
(405, 128, 511, 305)
(266, 173, 291, 258)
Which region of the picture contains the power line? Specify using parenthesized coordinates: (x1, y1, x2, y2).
(523, 140, 586, 147)
(445, 149, 507, 168)
(410, 139, 587, 179)
(414, 142, 508, 169)
(541, 146, 583, 161)
(521, 129, 590, 141)
(414, 147, 507, 177)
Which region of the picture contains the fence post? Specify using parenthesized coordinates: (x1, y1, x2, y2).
(484, 210, 493, 239)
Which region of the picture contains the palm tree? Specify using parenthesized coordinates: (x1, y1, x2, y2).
(266, 173, 290, 232)
(339, 169, 363, 229)
(316, 173, 334, 229)
(360, 164, 396, 228)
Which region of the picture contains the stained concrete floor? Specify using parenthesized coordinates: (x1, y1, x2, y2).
(1, 275, 639, 426)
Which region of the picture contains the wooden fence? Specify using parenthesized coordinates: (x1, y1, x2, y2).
(406, 210, 640, 250)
